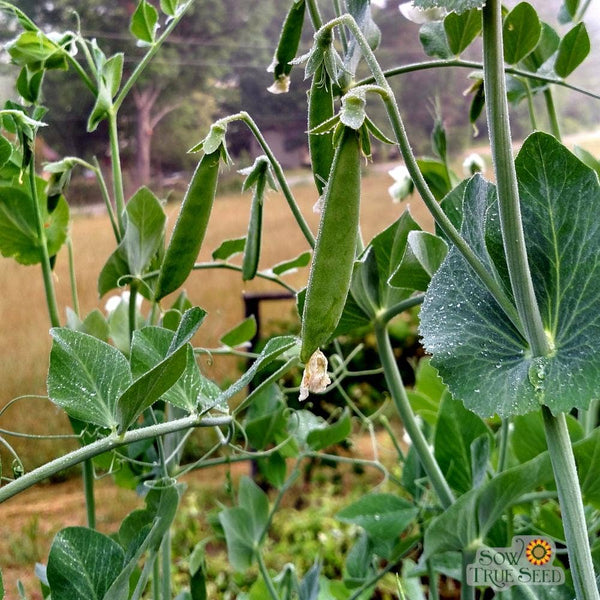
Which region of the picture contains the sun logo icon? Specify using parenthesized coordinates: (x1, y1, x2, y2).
(525, 539, 553, 566)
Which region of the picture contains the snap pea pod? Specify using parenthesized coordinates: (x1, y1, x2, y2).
(268, 0, 306, 91)
(241, 176, 264, 281)
(155, 149, 220, 300)
(308, 64, 335, 196)
(300, 125, 361, 363)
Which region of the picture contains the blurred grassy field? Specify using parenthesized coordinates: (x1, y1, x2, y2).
(0, 166, 434, 471)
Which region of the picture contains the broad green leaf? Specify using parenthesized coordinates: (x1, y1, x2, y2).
(559, 0, 579, 23)
(389, 230, 448, 291)
(218, 507, 257, 571)
(212, 237, 245, 260)
(420, 133, 600, 417)
(306, 408, 352, 451)
(6, 31, 68, 71)
(98, 187, 165, 296)
(47, 527, 124, 599)
(160, 0, 179, 17)
(299, 559, 322, 600)
(0, 186, 69, 265)
(130, 0, 159, 44)
(417, 158, 453, 201)
(272, 251, 311, 276)
(413, 0, 485, 13)
(434, 395, 492, 494)
(48, 328, 131, 428)
(0, 135, 12, 168)
(344, 533, 374, 588)
(238, 476, 269, 542)
(245, 384, 287, 450)
(520, 22, 560, 73)
(503, 3, 541, 65)
(511, 411, 583, 464)
(220, 316, 257, 347)
(443, 9, 481, 56)
(574, 146, 600, 180)
(288, 410, 328, 448)
(344, 0, 381, 76)
(257, 452, 287, 488)
(109, 484, 180, 598)
(336, 494, 418, 540)
(116, 343, 187, 432)
(555, 22, 590, 78)
(103, 54, 124, 99)
(419, 22, 453, 59)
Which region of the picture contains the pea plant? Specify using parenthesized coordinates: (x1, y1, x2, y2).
(0, 0, 600, 598)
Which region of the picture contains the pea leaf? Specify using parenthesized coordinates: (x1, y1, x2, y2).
(98, 187, 166, 296)
(160, 0, 179, 17)
(48, 328, 132, 429)
(413, 0, 485, 14)
(47, 528, 124, 599)
(444, 8, 481, 56)
(0, 186, 69, 265)
(337, 494, 418, 540)
(555, 22, 590, 78)
(419, 22, 453, 59)
(130, 0, 159, 44)
(116, 309, 203, 431)
(503, 2, 541, 65)
(272, 251, 311, 275)
(420, 133, 600, 417)
(306, 408, 352, 451)
(212, 237, 245, 260)
(220, 316, 257, 348)
(6, 31, 68, 71)
(434, 395, 493, 494)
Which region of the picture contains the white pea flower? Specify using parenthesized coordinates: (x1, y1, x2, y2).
(388, 164, 414, 203)
(299, 349, 332, 401)
(462, 152, 486, 175)
(104, 291, 143, 315)
(399, 2, 447, 24)
(267, 74, 290, 95)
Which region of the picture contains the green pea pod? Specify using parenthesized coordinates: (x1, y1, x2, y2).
(155, 149, 220, 300)
(300, 126, 361, 363)
(308, 65, 335, 196)
(242, 179, 264, 281)
(268, 0, 306, 86)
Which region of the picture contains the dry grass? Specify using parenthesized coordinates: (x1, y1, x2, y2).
(0, 166, 433, 471)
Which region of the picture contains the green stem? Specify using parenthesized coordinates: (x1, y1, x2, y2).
(237, 112, 315, 248)
(482, 0, 549, 357)
(0, 415, 231, 504)
(356, 59, 600, 102)
(152, 555, 160, 600)
(108, 111, 126, 235)
(461, 550, 476, 600)
(192, 262, 296, 293)
(325, 16, 523, 335)
(113, 0, 196, 113)
(497, 418, 510, 473)
(524, 80, 538, 131)
(544, 88, 562, 141)
(581, 399, 599, 437)
(375, 322, 454, 509)
(257, 552, 281, 600)
(378, 415, 405, 461)
(377, 294, 423, 325)
(427, 560, 439, 600)
(92, 156, 120, 242)
(82, 459, 96, 529)
(129, 282, 138, 342)
(542, 407, 599, 600)
(29, 158, 61, 328)
(67, 237, 80, 317)
(332, 0, 349, 54)
(306, 0, 323, 29)
(160, 530, 171, 600)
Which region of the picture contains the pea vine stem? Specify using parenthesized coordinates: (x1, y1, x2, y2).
(482, 2, 598, 598)
(374, 322, 454, 509)
(0, 414, 232, 504)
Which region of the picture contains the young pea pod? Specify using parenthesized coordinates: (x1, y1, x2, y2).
(242, 180, 264, 281)
(267, 0, 306, 94)
(308, 65, 335, 196)
(155, 149, 220, 300)
(300, 126, 361, 363)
